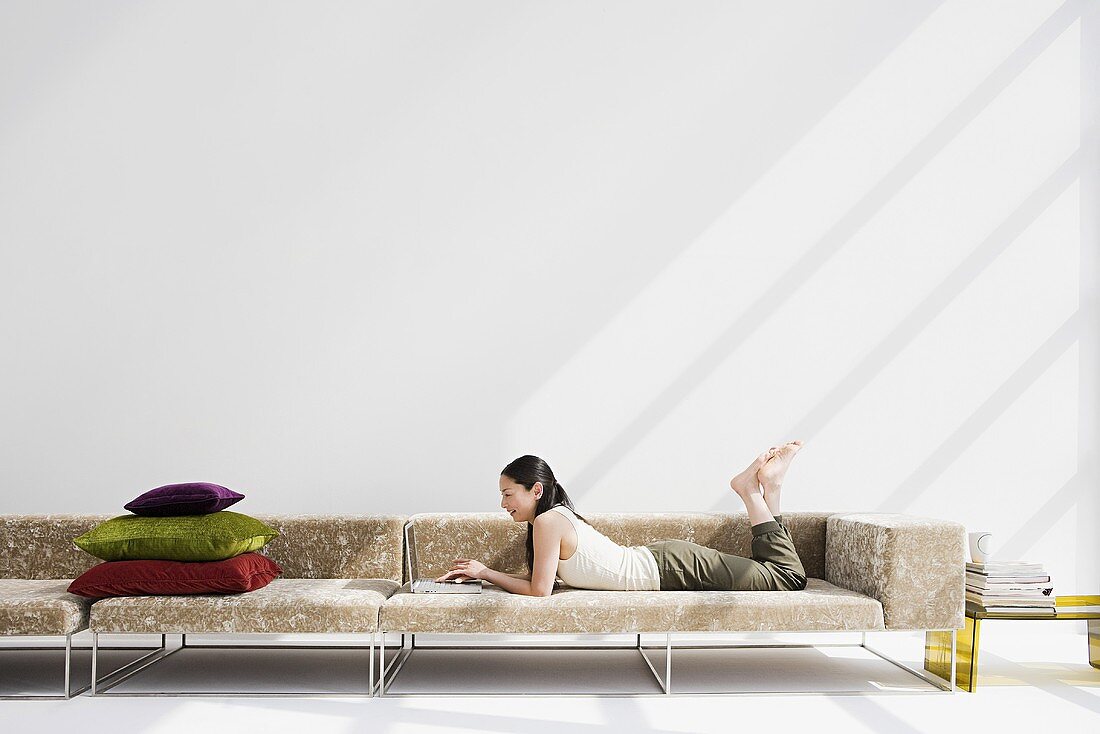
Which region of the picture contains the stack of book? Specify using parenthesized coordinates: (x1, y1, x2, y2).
(965, 561, 1055, 616)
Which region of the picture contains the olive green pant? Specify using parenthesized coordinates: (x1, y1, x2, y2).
(645, 515, 807, 591)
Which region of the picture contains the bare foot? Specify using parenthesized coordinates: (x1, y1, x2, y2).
(729, 452, 768, 500)
(759, 440, 803, 498)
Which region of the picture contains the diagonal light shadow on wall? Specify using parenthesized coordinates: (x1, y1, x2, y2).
(997, 472, 1084, 560)
(503, 3, 949, 428)
(704, 151, 1082, 512)
(874, 309, 1080, 513)
(1074, 0, 1100, 590)
(570, 2, 1086, 498)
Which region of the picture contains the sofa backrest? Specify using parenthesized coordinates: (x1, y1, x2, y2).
(0, 514, 407, 583)
(405, 511, 832, 582)
(252, 514, 406, 582)
(0, 514, 113, 579)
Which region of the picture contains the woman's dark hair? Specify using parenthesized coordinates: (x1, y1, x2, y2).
(501, 454, 591, 573)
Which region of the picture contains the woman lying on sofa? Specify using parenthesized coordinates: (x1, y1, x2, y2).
(435, 443, 808, 595)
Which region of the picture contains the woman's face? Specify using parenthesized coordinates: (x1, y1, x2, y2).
(500, 475, 542, 523)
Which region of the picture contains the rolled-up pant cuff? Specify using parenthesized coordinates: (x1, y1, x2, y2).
(751, 520, 783, 536)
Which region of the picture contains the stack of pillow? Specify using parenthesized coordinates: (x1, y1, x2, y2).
(68, 482, 283, 599)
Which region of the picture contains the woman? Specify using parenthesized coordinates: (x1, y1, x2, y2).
(435, 441, 808, 595)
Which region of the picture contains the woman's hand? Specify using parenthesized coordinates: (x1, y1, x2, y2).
(435, 558, 488, 582)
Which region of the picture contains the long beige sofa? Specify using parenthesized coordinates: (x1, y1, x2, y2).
(0, 514, 405, 697)
(381, 511, 964, 694)
(0, 510, 965, 697)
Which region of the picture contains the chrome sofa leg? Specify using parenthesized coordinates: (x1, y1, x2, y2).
(90, 631, 177, 696)
(377, 633, 386, 697)
(91, 632, 98, 696)
(374, 631, 416, 696)
(666, 633, 672, 695)
(942, 627, 957, 693)
(64, 634, 72, 698)
(636, 633, 668, 693)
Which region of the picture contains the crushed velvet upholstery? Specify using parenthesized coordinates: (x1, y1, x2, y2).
(1, 514, 407, 636)
(2, 511, 965, 637)
(381, 577, 885, 633)
(1, 514, 115, 579)
(402, 510, 964, 632)
(825, 513, 966, 631)
(85, 515, 407, 633)
(250, 514, 406, 583)
(0, 579, 90, 635)
(0, 515, 110, 636)
(90, 579, 399, 633)
(0, 514, 407, 583)
(405, 511, 832, 582)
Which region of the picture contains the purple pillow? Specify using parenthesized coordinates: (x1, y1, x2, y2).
(124, 482, 245, 516)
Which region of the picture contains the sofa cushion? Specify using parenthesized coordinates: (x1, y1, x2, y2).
(89, 578, 400, 634)
(0, 579, 91, 635)
(124, 482, 245, 516)
(73, 511, 279, 562)
(380, 577, 885, 634)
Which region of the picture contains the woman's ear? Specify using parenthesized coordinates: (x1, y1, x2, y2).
(533, 481, 542, 500)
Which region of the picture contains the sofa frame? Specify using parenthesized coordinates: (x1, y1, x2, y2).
(374, 513, 959, 696)
(374, 629, 957, 696)
(1, 510, 965, 698)
(89, 632, 380, 697)
(0, 634, 163, 700)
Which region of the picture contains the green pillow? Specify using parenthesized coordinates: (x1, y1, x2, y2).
(73, 511, 279, 562)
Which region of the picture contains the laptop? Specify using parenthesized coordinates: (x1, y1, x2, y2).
(411, 578, 484, 594)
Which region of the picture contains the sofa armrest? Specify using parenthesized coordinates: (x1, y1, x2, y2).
(825, 513, 965, 631)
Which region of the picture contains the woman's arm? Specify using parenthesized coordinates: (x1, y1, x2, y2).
(479, 567, 539, 595)
(436, 514, 562, 596)
(497, 514, 561, 596)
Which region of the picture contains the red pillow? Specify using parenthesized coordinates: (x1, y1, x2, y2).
(68, 552, 282, 598)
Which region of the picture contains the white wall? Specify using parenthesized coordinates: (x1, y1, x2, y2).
(1, 1, 1097, 591)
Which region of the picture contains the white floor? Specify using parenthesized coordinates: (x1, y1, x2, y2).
(1, 624, 1097, 732)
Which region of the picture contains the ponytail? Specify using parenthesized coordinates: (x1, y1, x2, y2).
(500, 455, 591, 574)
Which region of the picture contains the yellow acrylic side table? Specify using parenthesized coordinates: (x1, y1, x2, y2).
(924, 595, 1100, 692)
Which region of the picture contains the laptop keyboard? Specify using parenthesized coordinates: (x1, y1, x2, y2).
(412, 579, 482, 593)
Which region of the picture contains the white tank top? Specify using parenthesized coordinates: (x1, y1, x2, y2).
(548, 505, 661, 591)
